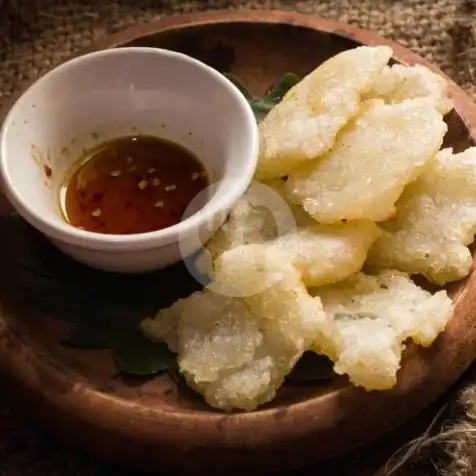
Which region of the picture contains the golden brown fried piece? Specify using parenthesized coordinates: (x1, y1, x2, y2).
(365, 63, 453, 115)
(367, 147, 476, 285)
(256, 46, 392, 179)
(286, 98, 447, 223)
(311, 271, 453, 390)
(143, 245, 329, 412)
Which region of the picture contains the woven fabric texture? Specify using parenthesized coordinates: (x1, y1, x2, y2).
(1, 0, 476, 110)
(1, 1, 476, 476)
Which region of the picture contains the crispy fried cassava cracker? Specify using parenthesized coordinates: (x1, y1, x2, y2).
(367, 147, 476, 285)
(143, 290, 296, 411)
(311, 271, 453, 390)
(143, 246, 329, 411)
(256, 46, 392, 179)
(203, 182, 380, 287)
(365, 63, 453, 115)
(203, 180, 298, 264)
(269, 220, 381, 287)
(286, 98, 447, 223)
(211, 245, 329, 350)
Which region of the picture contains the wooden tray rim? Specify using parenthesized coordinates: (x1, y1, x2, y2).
(1, 8, 476, 473)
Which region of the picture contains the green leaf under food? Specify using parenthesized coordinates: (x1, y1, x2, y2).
(25, 283, 151, 328)
(288, 352, 335, 382)
(64, 325, 128, 349)
(115, 330, 174, 376)
(224, 71, 301, 123)
(262, 72, 300, 104)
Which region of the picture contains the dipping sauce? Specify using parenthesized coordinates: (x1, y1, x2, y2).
(60, 135, 209, 235)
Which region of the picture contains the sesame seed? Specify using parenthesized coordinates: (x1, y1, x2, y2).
(110, 169, 122, 177)
(165, 184, 176, 192)
(148, 168, 156, 174)
(152, 178, 161, 187)
(127, 165, 138, 172)
(138, 180, 148, 190)
(154, 200, 164, 208)
(191, 172, 200, 181)
(126, 156, 133, 165)
(92, 209, 101, 217)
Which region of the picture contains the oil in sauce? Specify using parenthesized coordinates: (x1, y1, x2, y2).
(60, 135, 209, 235)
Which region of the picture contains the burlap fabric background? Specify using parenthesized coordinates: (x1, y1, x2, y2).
(2, 0, 476, 109)
(1, 1, 476, 475)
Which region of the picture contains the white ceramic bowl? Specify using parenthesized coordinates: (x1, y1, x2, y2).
(0, 47, 259, 273)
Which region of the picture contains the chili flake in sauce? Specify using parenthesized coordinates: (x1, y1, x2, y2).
(60, 135, 209, 235)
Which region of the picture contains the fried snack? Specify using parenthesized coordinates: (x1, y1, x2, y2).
(325, 317, 402, 390)
(263, 179, 316, 227)
(143, 246, 329, 411)
(203, 196, 274, 262)
(194, 354, 291, 412)
(311, 271, 453, 389)
(173, 292, 263, 383)
(286, 98, 447, 223)
(367, 147, 476, 285)
(256, 45, 392, 179)
(144, 290, 296, 411)
(204, 180, 300, 265)
(269, 220, 381, 286)
(211, 245, 329, 348)
(141, 298, 182, 353)
(203, 181, 380, 287)
(366, 64, 453, 115)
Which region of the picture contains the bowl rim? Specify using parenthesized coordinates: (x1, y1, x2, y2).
(0, 46, 259, 251)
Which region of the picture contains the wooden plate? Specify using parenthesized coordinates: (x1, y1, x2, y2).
(1, 10, 476, 476)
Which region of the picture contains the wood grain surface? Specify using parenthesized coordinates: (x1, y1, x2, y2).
(0, 10, 475, 476)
